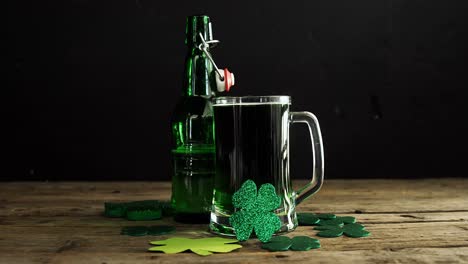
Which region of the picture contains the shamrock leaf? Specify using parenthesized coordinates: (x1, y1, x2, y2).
(297, 213, 321, 225)
(232, 180, 257, 209)
(290, 236, 321, 251)
(262, 236, 321, 252)
(314, 226, 343, 237)
(148, 237, 242, 256)
(126, 207, 162, 221)
(298, 213, 356, 226)
(316, 213, 336, 220)
(338, 216, 357, 224)
(261, 236, 292, 251)
(147, 226, 176, 236)
(317, 218, 344, 226)
(314, 223, 371, 238)
(104, 200, 173, 219)
(121, 225, 175, 236)
(121, 226, 148, 236)
(229, 180, 282, 242)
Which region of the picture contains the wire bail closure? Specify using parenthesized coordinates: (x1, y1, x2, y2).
(198, 33, 224, 81)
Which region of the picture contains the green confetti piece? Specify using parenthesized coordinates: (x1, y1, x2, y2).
(148, 237, 242, 256)
(290, 236, 321, 251)
(158, 201, 174, 216)
(147, 226, 176, 236)
(343, 223, 370, 237)
(317, 228, 344, 238)
(126, 208, 162, 221)
(127, 200, 161, 206)
(229, 180, 282, 242)
(297, 212, 342, 226)
(104, 200, 173, 219)
(121, 226, 148, 236)
(316, 213, 336, 220)
(129, 200, 173, 216)
(297, 213, 320, 226)
(343, 223, 365, 231)
(338, 216, 356, 224)
(261, 236, 292, 251)
(315, 223, 371, 238)
(314, 225, 338, 231)
(104, 202, 127, 218)
(343, 229, 371, 238)
(317, 218, 344, 226)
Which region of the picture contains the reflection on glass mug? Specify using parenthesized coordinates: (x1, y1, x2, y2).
(210, 96, 324, 236)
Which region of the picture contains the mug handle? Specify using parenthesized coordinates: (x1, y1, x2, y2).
(290, 111, 325, 205)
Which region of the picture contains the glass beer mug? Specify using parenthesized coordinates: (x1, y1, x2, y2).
(210, 96, 324, 235)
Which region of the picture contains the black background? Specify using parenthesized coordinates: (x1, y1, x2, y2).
(8, 0, 468, 181)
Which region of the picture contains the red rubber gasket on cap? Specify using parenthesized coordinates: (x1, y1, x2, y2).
(224, 68, 231, 92)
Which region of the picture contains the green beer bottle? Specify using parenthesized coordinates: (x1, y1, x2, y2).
(171, 15, 217, 223)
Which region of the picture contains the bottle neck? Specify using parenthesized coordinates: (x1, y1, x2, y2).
(182, 46, 215, 97)
(185, 15, 212, 47)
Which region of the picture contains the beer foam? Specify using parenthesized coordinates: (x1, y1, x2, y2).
(213, 102, 290, 106)
(214, 96, 291, 106)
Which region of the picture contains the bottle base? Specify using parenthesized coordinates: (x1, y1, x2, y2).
(173, 212, 211, 224)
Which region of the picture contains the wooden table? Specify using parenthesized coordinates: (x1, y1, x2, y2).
(1, 179, 467, 263)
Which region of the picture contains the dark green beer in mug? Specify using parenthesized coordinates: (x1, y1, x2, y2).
(210, 96, 325, 236)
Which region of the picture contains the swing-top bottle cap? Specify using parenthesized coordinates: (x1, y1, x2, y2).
(216, 68, 235, 92)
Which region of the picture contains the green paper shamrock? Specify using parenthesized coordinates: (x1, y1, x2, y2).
(290, 236, 321, 251)
(126, 208, 162, 221)
(316, 213, 336, 220)
(317, 218, 344, 226)
(147, 226, 176, 236)
(261, 236, 292, 251)
(338, 216, 357, 224)
(261, 236, 321, 252)
(314, 223, 371, 238)
(121, 225, 176, 236)
(298, 213, 356, 226)
(104, 200, 173, 219)
(148, 237, 242, 256)
(229, 180, 282, 242)
(121, 226, 148, 236)
(104, 202, 127, 218)
(297, 213, 321, 225)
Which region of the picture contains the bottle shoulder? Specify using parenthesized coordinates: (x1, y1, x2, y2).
(182, 48, 216, 97)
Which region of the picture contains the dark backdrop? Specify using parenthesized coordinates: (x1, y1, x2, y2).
(8, 0, 468, 180)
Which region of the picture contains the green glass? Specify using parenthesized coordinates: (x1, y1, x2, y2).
(171, 15, 217, 223)
(210, 96, 325, 236)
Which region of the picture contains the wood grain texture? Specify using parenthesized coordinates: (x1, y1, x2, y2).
(1, 179, 467, 264)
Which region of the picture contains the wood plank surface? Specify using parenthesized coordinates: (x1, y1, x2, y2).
(0, 179, 467, 264)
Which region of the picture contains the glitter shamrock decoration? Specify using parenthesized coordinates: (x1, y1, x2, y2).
(229, 180, 282, 242)
(148, 237, 242, 256)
